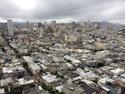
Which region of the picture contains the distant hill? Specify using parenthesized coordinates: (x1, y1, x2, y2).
(98, 21, 124, 30)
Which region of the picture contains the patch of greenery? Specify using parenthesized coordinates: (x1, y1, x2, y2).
(41, 83, 64, 94)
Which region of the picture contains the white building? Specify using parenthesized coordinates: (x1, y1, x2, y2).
(23, 56, 41, 75)
(76, 68, 98, 80)
(0, 88, 5, 94)
(7, 20, 14, 36)
(110, 68, 124, 75)
(64, 55, 81, 66)
(42, 72, 58, 83)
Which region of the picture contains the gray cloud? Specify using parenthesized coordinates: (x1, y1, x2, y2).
(0, 0, 125, 24)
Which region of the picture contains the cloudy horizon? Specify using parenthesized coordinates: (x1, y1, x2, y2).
(0, 0, 125, 24)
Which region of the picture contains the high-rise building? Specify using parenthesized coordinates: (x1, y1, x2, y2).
(0, 34, 4, 46)
(26, 21, 30, 29)
(7, 20, 14, 36)
(51, 20, 56, 26)
(38, 23, 42, 28)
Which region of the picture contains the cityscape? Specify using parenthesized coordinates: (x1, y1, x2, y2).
(0, 0, 125, 94)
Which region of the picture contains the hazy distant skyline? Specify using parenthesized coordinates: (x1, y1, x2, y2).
(0, 0, 125, 24)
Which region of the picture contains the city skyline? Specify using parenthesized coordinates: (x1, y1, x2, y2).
(0, 3, 125, 93)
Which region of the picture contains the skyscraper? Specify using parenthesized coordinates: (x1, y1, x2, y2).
(7, 20, 14, 36)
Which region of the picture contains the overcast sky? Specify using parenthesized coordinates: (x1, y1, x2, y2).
(0, 0, 125, 24)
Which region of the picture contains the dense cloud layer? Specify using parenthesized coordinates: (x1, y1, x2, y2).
(0, 0, 125, 23)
